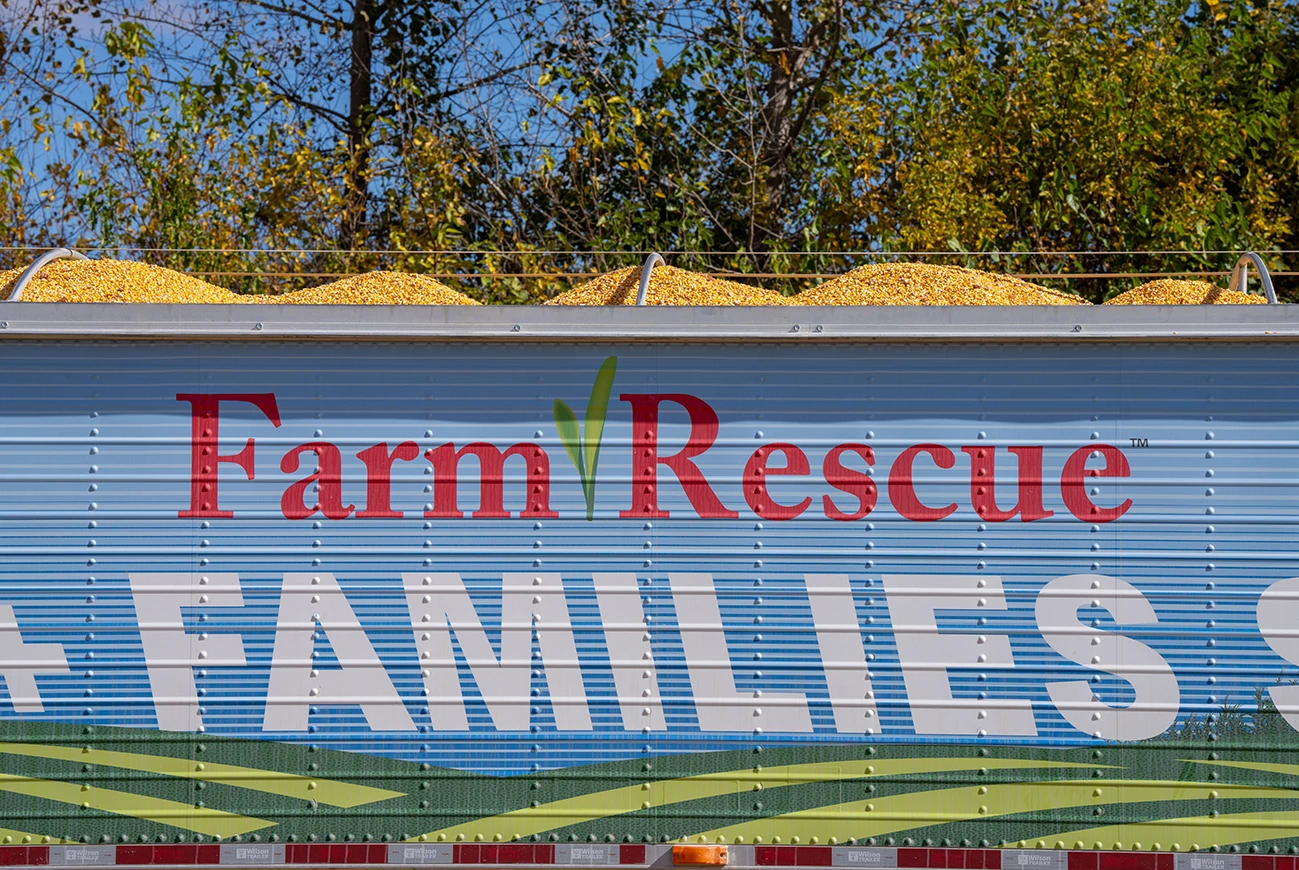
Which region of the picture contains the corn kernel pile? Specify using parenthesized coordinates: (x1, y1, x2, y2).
(3, 255, 1280, 307)
(546, 265, 787, 306)
(251, 272, 479, 305)
(0, 267, 24, 297)
(2, 259, 238, 303)
(793, 263, 1087, 305)
(1104, 279, 1266, 305)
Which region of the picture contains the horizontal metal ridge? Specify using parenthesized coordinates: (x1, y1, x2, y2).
(0, 303, 1295, 341)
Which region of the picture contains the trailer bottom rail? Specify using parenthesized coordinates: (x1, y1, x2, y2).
(0, 844, 1276, 870)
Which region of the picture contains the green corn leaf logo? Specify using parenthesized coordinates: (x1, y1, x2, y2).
(553, 356, 618, 521)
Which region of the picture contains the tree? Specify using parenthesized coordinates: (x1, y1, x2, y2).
(4, 0, 1299, 302)
(0, 0, 545, 270)
(450, 0, 906, 291)
(134, 0, 534, 251)
(863, 0, 1299, 298)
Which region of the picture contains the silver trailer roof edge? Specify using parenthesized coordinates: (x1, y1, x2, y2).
(0, 303, 1294, 341)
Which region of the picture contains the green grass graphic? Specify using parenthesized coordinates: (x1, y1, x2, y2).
(2, 721, 1299, 851)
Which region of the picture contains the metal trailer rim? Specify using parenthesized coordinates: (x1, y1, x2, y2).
(0, 303, 1294, 341)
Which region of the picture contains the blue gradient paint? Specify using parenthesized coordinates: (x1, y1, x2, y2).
(0, 340, 1291, 775)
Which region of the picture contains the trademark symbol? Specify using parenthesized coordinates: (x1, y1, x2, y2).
(1129, 437, 1149, 448)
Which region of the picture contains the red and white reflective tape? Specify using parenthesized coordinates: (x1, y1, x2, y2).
(0, 844, 1275, 869)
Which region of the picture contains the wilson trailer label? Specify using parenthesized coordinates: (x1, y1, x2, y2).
(0, 339, 1295, 853)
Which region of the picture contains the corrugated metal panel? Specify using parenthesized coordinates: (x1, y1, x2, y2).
(0, 338, 1295, 849)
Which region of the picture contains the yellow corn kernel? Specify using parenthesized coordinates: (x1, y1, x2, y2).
(251, 271, 479, 305)
(791, 263, 1087, 306)
(8, 260, 237, 303)
(1104, 279, 1266, 305)
(546, 265, 787, 306)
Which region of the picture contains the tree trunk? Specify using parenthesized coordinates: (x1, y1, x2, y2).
(752, 0, 842, 251)
(341, 0, 374, 251)
(757, 2, 797, 244)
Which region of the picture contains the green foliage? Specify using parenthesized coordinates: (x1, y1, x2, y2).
(874, 0, 1299, 299)
(3, 0, 1299, 300)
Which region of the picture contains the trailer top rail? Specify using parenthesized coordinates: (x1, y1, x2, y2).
(2, 302, 1297, 341)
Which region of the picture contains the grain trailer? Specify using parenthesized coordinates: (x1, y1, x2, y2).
(0, 303, 1290, 870)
